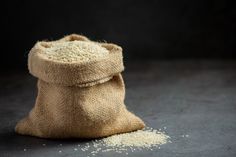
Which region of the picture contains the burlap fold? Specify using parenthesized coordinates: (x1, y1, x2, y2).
(15, 34, 145, 138)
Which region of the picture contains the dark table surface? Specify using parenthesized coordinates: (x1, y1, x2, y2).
(0, 60, 236, 157)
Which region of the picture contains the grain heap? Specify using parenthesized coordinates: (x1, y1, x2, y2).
(102, 128, 169, 148)
(40, 40, 109, 63)
(78, 127, 171, 156)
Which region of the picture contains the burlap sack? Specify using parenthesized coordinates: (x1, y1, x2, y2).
(15, 34, 145, 138)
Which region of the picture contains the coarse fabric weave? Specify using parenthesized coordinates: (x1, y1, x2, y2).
(15, 34, 145, 138)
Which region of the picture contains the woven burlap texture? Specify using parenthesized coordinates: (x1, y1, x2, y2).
(15, 34, 145, 138)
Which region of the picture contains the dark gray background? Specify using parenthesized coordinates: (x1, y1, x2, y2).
(2, 0, 236, 69)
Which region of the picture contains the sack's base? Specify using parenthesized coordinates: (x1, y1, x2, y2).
(15, 75, 145, 139)
(15, 110, 145, 139)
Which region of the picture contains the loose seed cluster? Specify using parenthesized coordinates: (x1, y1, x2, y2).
(80, 127, 171, 156)
(23, 127, 174, 156)
(102, 128, 169, 148)
(40, 40, 109, 63)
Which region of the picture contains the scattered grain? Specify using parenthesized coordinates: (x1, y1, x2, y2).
(102, 128, 169, 148)
(78, 127, 170, 156)
(181, 134, 189, 138)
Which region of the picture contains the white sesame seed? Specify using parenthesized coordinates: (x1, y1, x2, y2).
(41, 41, 109, 63)
(73, 127, 170, 156)
(101, 128, 169, 148)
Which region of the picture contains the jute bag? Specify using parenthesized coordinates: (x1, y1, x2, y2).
(15, 34, 145, 138)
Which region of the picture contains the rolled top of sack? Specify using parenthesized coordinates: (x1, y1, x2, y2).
(28, 34, 124, 86)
